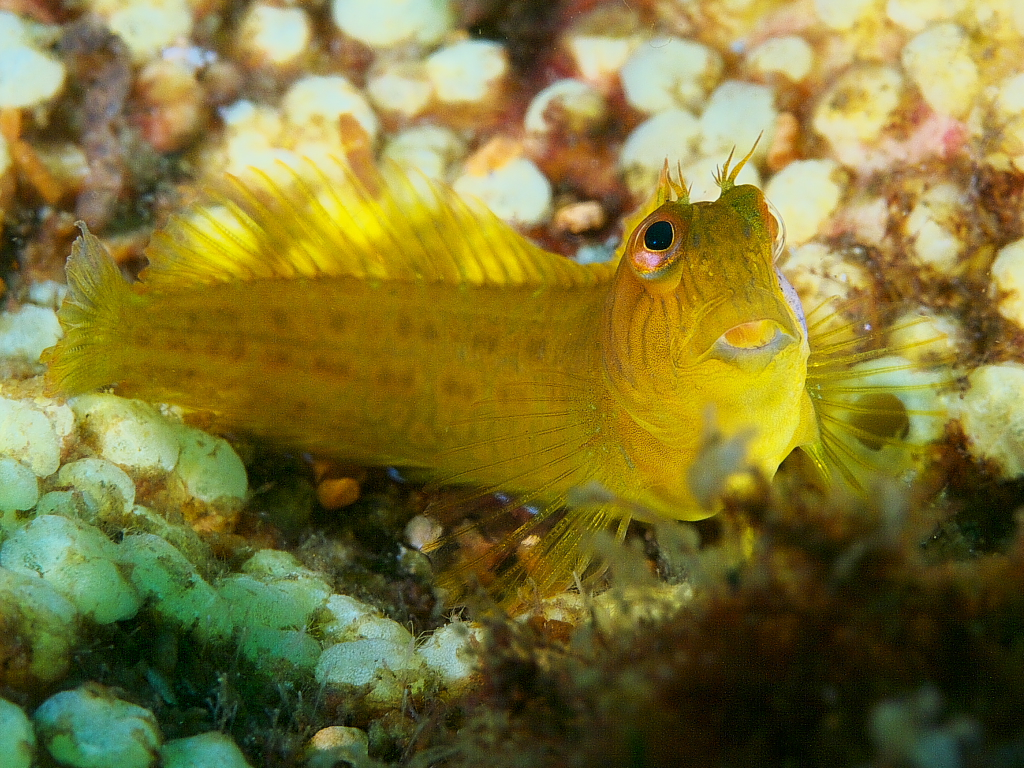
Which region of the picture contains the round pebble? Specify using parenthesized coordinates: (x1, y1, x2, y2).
(282, 74, 379, 150)
(366, 61, 433, 118)
(564, 7, 644, 85)
(781, 242, 870, 306)
(417, 622, 484, 686)
(0, 458, 38, 514)
(56, 458, 136, 521)
(71, 394, 181, 476)
(619, 108, 701, 196)
(0, 304, 62, 364)
(307, 726, 369, 764)
(0, 514, 142, 624)
(901, 23, 978, 119)
(0, 566, 79, 685)
(315, 638, 425, 689)
(161, 732, 253, 768)
(331, 0, 452, 49)
(886, 0, 961, 32)
(101, 0, 193, 63)
(173, 426, 247, 505)
(991, 236, 1024, 326)
(814, 0, 878, 29)
(426, 40, 508, 104)
(237, 4, 310, 66)
(699, 80, 776, 161)
(956, 364, 1024, 478)
(765, 159, 844, 245)
(619, 37, 722, 114)
(0, 14, 66, 108)
(524, 78, 605, 136)
(453, 155, 552, 227)
(0, 697, 34, 768)
(813, 65, 904, 153)
(34, 684, 162, 768)
(0, 397, 62, 477)
(903, 182, 966, 272)
(382, 125, 466, 181)
(746, 35, 814, 83)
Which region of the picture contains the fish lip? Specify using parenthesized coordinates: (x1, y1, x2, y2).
(682, 289, 802, 364)
(702, 320, 797, 370)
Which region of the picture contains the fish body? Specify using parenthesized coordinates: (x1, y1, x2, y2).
(42, 153, 923, 602)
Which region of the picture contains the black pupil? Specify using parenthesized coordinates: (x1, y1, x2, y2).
(644, 220, 674, 251)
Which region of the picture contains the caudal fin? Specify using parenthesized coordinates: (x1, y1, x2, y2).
(41, 224, 135, 396)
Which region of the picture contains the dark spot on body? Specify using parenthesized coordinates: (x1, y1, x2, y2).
(396, 314, 413, 338)
(328, 312, 348, 333)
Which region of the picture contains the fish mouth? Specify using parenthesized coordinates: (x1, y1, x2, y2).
(706, 318, 796, 370)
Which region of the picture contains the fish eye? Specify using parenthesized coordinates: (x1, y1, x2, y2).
(765, 197, 786, 262)
(643, 220, 675, 251)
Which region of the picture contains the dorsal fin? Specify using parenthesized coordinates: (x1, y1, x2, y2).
(140, 158, 614, 291)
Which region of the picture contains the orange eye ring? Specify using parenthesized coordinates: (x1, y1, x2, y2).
(628, 206, 689, 280)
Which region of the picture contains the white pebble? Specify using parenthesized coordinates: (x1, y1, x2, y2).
(746, 35, 814, 83)
(904, 182, 966, 272)
(813, 0, 878, 29)
(366, 62, 433, 118)
(237, 4, 310, 66)
(99, 0, 194, 63)
(699, 80, 776, 161)
(0, 305, 61, 364)
(888, 308, 963, 364)
(619, 108, 701, 197)
(901, 24, 977, 119)
(886, 0, 962, 31)
(426, 40, 508, 104)
(619, 37, 722, 114)
(0, 514, 141, 624)
(524, 79, 605, 136)
(238, 625, 321, 673)
(173, 426, 247, 505)
(992, 237, 1024, 326)
(118, 534, 233, 642)
(313, 638, 421, 692)
(382, 125, 466, 182)
(417, 621, 484, 685)
(320, 594, 414, 645)
(0, 458, 38, 513)
(0, 397, 62, 477)
(765, 159, 844, 245)
(0, 13, 66, 107)
(34, 684, 162, 768)
(331, 0, 452, 49)
(813, 65, 904, 155)
(0, 566, 79, 683)
(0, 697, 34, 768)
(453, 156, 552, 227)
(219, 550, 330, 631)
(71, 394, 180, 476)
(307, 727, 369, 765)
(956, 364, 1024, 477)
(281, 74, 379, 152)
(992, 73, 1024, 171)
(56, 458, 136, 521)
(161, 732, 253, 768)
(564, 8, 644, 85)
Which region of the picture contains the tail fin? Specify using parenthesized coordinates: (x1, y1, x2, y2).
(41, 223, 135, 396)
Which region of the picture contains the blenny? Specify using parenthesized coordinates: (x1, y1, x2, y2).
(42, 147, 938, 605)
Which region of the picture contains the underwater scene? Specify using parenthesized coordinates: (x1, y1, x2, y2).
(1, 0, 1024, 765)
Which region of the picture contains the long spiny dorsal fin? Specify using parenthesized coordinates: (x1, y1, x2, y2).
(715, 133, 762, 193)
(140, 157, 615, 292)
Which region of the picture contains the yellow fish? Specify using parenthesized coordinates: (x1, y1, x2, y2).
(41, 147, 931, 605)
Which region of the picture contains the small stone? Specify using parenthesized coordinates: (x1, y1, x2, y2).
(620, 109, 701, 196)
(56, 458, 136, 521)
(699, 80, 776, 161)
(366, 62, 433, 118)
(237, 4, 310, 66)
(0, 514, 142, 624)
(0, 697, 34, 768)
(317, 477, 360, 509)
(765, 159, 844, 245)
(34, 683, 162, 768)
(886, 0, 961, 31)
(992, 237, 1024, 326)
(417, 621, 484, 686)
(0, 13, 66, 108)
(71, 394, 181, 476)
(564, 7, 644, 86)
(426, 40, 508, 104)
(746, 35, 814, 83)
(382, 125, 466, 181)
(331, 0, 452, 49)
(619, 37, 722, 114)
(320, 594, 415, 645)
(782, 242, 870, 306)
(0, 458, 38, 514)
(173, 426, 247, 505)
(524, 79, 605, 136)
(901, 24, 978, 119)
(161, 732, 253, 768)
(453, 146, 552, 227)
(956, 364, 1024, 478)
(98, 0, 194, 63)
(903, 182, 966, 272)
(813, 65, 904, 157)
(0, 305, 61, 364)
(281, 75, 379, 154)
(0, 566, 79, 686)
(219, 550, 330, 631)
(315, 638, 426, 706)
(306, 726, 369, 767)
(0, 397, 62, 477)
(813, 0, 877, 29)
